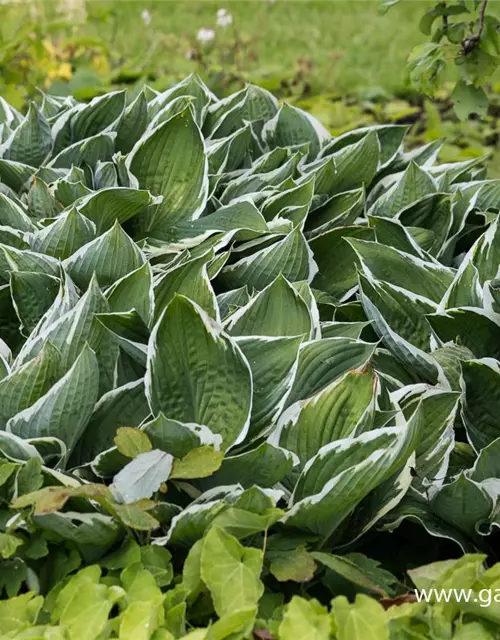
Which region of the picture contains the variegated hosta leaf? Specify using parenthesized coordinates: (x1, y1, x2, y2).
(431, 474, 494, 539)
(204, 442, 295, 490)
(273, 365, 378, 467)
(2, 102, 52, 168)
(224, 275, 312, 338)
(461, 358, 500, 453)
(219, 227, 317, 291)
(106, 262, 154, 327)
(153, 251, 218, 322)
(369, 161, 436, 219)
(127, 109, 208, 234)
(49, 132, 116, 169)
(31, 207, 96, 259)
(63, 221, 145, 290)
(0, 341, 60, 429)
(16, 275, 107, 372)
(309, 226, 374, 299)
(262, 103, 330, 161)
(143, 413, 222, 458)
(349, 238, 454, 304)
(326, 131, 380, 195)
(10, 271, 60, 335)
(396, 386, 460, 494)
(0, 245, 61, 282)
(282, 404, 423, 539)
(236, 335, 302, 441)
(114, 91, 148, 154)
(1, 79, 500, 586)
(7, 344, 99, 454)
(76, 187, 162, 233)
(305, 188, 364, 239)
(146, 296, 252, 450)
(71, 378, 151, 466)
(429, 308, 500, 361)
(286, 337, 377, 407)
(171, 199, 269, 244)
(0, 158, 36, 192)
(0, 192, 36, 232)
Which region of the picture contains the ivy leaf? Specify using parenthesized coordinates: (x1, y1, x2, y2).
(279, 596, 330, 640)
(200, 526, 264, 617)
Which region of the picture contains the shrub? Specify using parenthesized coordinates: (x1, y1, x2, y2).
(0, 75, 500, 638)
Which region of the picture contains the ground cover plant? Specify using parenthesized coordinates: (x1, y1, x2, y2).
(2, 76, 500, 638)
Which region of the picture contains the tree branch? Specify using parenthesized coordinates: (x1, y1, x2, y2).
(462, 0, 488, 53)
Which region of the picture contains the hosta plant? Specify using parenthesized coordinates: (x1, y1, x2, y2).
(0, 75, 500, 638)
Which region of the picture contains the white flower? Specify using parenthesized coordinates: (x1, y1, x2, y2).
(216, 8, 233, 27)
(141, 9, 151, 26)
(196, 28, 215, 44)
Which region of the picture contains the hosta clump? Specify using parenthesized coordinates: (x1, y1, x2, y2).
(0, 76, 500, 638)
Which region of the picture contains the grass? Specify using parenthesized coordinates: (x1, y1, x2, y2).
(2, 0, 438, 97)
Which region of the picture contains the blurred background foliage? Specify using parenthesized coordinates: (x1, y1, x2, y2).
(1, 0, 500, 175)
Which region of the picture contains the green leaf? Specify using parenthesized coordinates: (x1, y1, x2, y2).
(279, 596, 330, 640)
(140, 546, 173, 588)
(452, 80, 488, 121)
(269, 546, 317, 583)
(200, 526, 264, 617)
(110, 449, 173, 503)
(263, 103, 330, 160)
(127, 109, 208, 233)
(10, 271, 60, 335)
(311, 552, 390, 597)
(3, 102, 52, 167)
(206, 442, 294, 489)
(331, 594, 389, 640)
(146, 296, 252, 450)
(7, 344, 99, 453)
(225, 275, 312, 338)
(0, 592, 43, 635)
(51, 566, 122, 640)
(77, 187, 161, 234)
(72, 379, 150, 466)
(115, 427, 152, 458)
(220, 227, 316, 292)
(276, 365, 378, 465)
(64, 221, 145, 290)
(31, 207, 96, 259)
(171, 446, 224, 480)
(0, 532, 23, 559)
(0, 341, 60, 429)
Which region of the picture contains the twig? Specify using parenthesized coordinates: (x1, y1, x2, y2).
(462, 0, 488, 54)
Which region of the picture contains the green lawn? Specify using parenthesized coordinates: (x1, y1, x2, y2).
(2, 0, 437, 97)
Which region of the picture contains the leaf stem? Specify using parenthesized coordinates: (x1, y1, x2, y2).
(462, 0, 488, 53)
